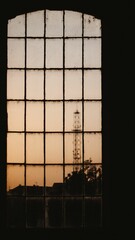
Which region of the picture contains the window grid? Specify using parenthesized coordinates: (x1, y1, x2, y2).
(7, 10, 102, 229)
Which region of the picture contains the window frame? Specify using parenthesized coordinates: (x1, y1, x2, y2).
(0, 1, 111, 236)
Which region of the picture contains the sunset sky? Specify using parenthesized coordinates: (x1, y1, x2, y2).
(7, 10, 102, 190)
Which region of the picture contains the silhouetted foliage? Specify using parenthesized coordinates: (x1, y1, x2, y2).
(64, 159, 102, 196)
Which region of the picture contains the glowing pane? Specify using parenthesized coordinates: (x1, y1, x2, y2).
(7, 101, 24, 131)
(65, 70, 82, 99)
(7, 133, 24, 163)
(27, 11, 44, 37)
(26, 70, 44, 100)
(8, 14, 25, 37)
(8, 39, 25, 68)
(27, 39, 44, 68)
(46, 134, 63, 164)
(7, 70, 24, 100)
(46, 10, 63, 37)
(26, 102, 44, 132)
(26, 133, 44, 164)
(7, 165, 24, 191)
(65, 39, 82, 68)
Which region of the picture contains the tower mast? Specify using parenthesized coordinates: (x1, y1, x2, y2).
(73, 110, 81, 172)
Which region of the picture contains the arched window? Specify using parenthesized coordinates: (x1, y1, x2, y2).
(6, 9, 102, 229)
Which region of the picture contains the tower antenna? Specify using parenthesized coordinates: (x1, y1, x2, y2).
(73, 109, 81, 172)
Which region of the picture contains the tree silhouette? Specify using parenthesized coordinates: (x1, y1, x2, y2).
(64, 159, 102, 195)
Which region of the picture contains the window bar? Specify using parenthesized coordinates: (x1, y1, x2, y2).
(0, 20, 7, 228)
(24, 13, 27, 228)
(43, 9, 46, 228)
(100, 26, 103, 227)
(82, 12, 85, 228)
(63, 10, 66, 228)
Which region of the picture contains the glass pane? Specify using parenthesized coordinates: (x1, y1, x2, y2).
(8, 39, 25, 68)
(7, 165, 24, 191)
(26, 70, 44, 100)
(46, 197, 63, 228)
(7, 70, 24, 100)
(65, 101, 82, 131)
(46, 70, 63, 100)
(46, 134, 63, 164)
(46, 102, 63, 131)
(65, 11, 82, 37)
(84, 14, 101, 37)
(27, 39, 44, 68)
(46, 166, 63, 187)
(84, 133, 102, 163)
(8, 14, 25, 37)
(7, 101, 24, 131)
(46, 39, 63, 68)
(7, 133, 24, 163)
(65, 198, 83, 227)
(26, 133, 44, 164)
(7, 197, 25, 228)
(84, 70, 101, 99)
(84, 101, 101, 131)
(65, 39, 82, 68)
(46, 10, 63, 37)
(84, 38, 101, 68)
(27, 11, 44, 37)
(65, 133, 82, 164)
(26, 197, 44, 228)
(26, 165, 44, 187)
(65, 70, 82, 99)
(26, 102, 43, 132)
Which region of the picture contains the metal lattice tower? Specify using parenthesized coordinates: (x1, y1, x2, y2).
(73, 110, 81, 172)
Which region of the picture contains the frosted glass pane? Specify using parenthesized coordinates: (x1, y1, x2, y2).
(7, 70, 24, 100)
(84, 15, 101, 37)
(8, 39, 25, 68)
(65, 102, 82, 131)
(46, 70, 63, 100)
(84, 133, 102, 163)
(26, 70, 44, 100)
(46, 39, 63, 68)
(26, 102, 43, 131)
(7, 165, 24, 191)
(84, 70, 101, 99)
(7, 133, 24, 163)
(65, 70, 82, 99)
(65, 39, 82, 68)
(46, 10, 63, 37)
(46, 102, 63, 131)
(26, 166, 44, 186)
(26, 133, 44, 164)
(65, 11, 82, 37)
(65, 133, 82, 164)
(46, 134, 63, 164)
(84, 39, 101, 68)
(7, 101, 24, 131)
(65, 165, 73, 179)
(8, 14, 25, 37)
(46, 166, 63, 187)
(27, 39, 44, 68)
(84, 102, 101, 131)
(27, 11, 44, 37)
